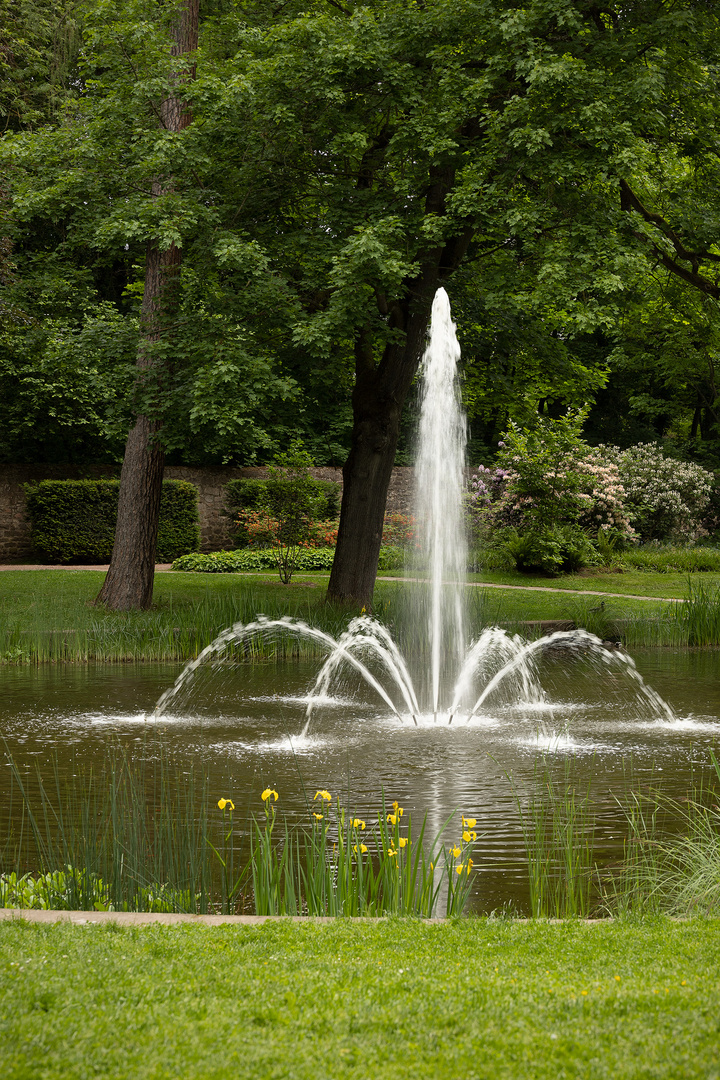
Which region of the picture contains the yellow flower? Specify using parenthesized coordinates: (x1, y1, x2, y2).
(462, 816, 477, 829)
(353, 844, 368, 855)
(388, 847, 398, 858)
(352, 818, 366, 830)
(462, 829, 477, 843)
(466, 858, 474, 875)
(456, 864, 464, 875)
(398, 837, 408, 848)
(450, 845, 461, 858)
(261, 788, 278, 802)
(217, 798, 235, 811)
(387, 814, 397, 825)
(391, 801, 404, 816)
(313, 812, 323, 821)
(314, 789, 332, 802)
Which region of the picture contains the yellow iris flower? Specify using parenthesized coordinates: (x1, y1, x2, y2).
(261, 788, 278, 802)
(450, 845, 461, 858)
(313, 812, 323, 821)
(398, 837, 408, 848)
(352, 818, 366, 830)
(353, 844, 368, 855)
(462, 816, 477, 829)
(314, 789, 332, 802)
(387, 814, 397, 825)
(217, 798, 235, 811)
(462, 829, 477, 843)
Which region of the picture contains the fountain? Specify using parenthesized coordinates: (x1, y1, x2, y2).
(4, 288, 718, 915)
(153, 288, 675, 735)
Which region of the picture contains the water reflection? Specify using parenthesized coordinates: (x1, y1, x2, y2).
(1, 651, 719, 913)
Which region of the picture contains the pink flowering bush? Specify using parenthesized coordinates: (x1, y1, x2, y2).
(596, 443, 712, 542)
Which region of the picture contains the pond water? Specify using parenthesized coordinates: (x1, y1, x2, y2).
(2, 647, 719, 913)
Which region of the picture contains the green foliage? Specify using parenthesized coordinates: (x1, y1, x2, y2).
(25, 478, 200, 562)
(247, 790, 470, 918)
(170, 545, 405, 575)
(235, 446, 333, 584)
(0, 866, 110, 911)
(171, 548, 336, 574)
(225, 476, 341, 547)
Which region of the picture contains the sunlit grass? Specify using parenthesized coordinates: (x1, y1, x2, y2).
(1, 918, 719, 1079)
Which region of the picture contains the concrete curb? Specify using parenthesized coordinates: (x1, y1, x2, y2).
(0, 909, 339, 926)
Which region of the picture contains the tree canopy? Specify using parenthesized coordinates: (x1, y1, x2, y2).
(3, 0, 720, 600)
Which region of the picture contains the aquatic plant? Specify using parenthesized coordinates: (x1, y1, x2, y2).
(247, 788, 474, 917)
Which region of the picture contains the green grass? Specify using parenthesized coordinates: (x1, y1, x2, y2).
(1, 917, 718, 1079)
(1, 566, 718, 662)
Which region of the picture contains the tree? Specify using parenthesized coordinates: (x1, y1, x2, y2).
(5, 0, 720, 608)
(94, 0, 199, 609)
(212, 0, 717, 605)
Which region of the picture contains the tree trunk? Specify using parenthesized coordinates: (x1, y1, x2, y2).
(327, 265, 453, 607)
(96, 0, 198, 610)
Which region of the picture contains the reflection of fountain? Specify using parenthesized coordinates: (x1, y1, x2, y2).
(154, 288, 675, 731)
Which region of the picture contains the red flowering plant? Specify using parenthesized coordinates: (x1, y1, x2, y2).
(234, 443, 329, 583)
(381, 512, 416, 547)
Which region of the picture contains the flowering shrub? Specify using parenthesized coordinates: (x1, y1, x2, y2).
(479, 411, 603, 573)
(596, 443, 713, 542)
(382, 511, 416, 547)
(574, 449, 634, 540)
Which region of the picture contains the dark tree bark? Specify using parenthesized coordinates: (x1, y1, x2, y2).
(96, 0, 199, 610)
(327, 222, 473, 608)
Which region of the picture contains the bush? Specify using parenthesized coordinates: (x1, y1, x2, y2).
(25, 479, 200, 563)
(225, 476, 341, 548)
(171, 545, 405, 574)
(599, 443, 713, 542)
(171, 547, 337, 573)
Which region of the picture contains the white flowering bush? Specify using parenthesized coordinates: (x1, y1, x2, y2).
(597, 443, 713, 542)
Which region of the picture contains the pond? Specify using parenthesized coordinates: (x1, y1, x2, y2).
(2, 646, 719, 913)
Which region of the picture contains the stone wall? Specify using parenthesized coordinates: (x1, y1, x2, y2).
(0, 463, 416, 561)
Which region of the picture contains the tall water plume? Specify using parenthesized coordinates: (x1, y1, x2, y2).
(415, 287, 468, 716)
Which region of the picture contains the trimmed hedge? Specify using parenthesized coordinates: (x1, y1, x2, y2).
(171, 545, 405, 574)
(25, 479, 200, 563)
(224, 477, 341, 547)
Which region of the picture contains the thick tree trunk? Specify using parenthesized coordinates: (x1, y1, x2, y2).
(327, 210, 474, 607)
(327, 272, 443, 607)
(96, 0, 198, 610)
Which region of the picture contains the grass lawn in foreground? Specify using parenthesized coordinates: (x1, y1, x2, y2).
(0, 917, 718, 1079)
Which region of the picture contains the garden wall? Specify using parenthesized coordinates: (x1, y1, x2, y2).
(0, 464, 416, 561)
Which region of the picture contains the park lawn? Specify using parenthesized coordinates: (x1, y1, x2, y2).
(0, 568, 695, 662)
(464, 567, 716, 599)
(0, 916, 718, 1079)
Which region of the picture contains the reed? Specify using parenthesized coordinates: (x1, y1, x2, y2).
(0, 746, 477, 917)
(512, 761, 595, 919)
(248, 789, 472, 917)
(2, 741, 215, 913)
(603, 753, 720, 917)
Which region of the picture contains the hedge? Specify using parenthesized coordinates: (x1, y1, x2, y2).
(171, 545, 405, 574)
(24, 479, 200, 563)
